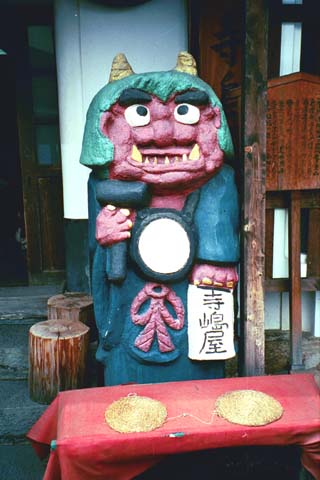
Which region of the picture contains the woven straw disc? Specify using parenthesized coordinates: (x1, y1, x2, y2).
(105, 395, 167, 433)
(215, 390, 283, 426)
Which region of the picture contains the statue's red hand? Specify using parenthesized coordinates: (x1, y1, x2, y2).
(190, 264, 238, 290)
(95, 205, 135, 246)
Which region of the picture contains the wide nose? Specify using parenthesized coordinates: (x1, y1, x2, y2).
(152, 119, 174, 147)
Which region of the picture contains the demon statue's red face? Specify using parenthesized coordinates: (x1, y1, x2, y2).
(100, 88, 224, 194)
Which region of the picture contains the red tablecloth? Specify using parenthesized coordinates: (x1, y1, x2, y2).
(27, 374, 320, 480)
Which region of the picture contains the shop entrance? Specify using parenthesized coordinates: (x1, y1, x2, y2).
(0, 53, 27, 285)
(0, 5, 65, 286)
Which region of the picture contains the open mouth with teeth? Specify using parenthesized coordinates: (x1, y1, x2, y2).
(129, 144, 202, 170)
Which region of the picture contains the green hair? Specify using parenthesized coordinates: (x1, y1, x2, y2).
(80, 69, 234, 177)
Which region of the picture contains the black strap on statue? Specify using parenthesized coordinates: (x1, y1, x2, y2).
(182, 189, 200, 223)
(130, 189, 201, 283)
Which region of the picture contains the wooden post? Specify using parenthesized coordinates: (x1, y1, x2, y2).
(29, 319, 89, 404)
(241, 0, 268, 376)
(48, 292, 94, 325)
(288, 191, 304, 371)
(307, 207, 320, 277)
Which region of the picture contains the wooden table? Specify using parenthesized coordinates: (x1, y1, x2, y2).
(27, 374, 320, 480)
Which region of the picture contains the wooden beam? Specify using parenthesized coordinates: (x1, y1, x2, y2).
(267, 190, 320, 209)
(308, 209, 320, 277)
(265, 208, 274, 279)
(288, 191, 304, 371)
(265, 277, 320, 292)
(241, 0, 268, 376)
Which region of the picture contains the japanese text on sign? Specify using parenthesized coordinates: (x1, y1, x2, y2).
(187, 285, 235, 361)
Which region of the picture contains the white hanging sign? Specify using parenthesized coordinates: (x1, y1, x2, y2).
(187, 285, 236, 361)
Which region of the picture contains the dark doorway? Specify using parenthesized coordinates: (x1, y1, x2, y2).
(0, 4, 65, 287)
(0, 53, 27, 285)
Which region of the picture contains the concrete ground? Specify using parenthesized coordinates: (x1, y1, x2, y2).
(0, 381, 46, 444)
(0, 444, 46, 480)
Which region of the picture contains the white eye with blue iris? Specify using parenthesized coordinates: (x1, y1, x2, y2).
(124, 104, 150, 127)
(174, 103, 200, 125)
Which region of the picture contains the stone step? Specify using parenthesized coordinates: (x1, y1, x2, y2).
(0, 322, 43, 380)
(0, 320, 100, 382)
(0, 285, 63, 320)
(0, 285, 63, 380)
(0, 285, 63, 298)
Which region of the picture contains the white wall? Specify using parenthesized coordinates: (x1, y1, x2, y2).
(279, 22, 302, 76)
(54, 0, 188, 219)
(265, 291, 316, 333)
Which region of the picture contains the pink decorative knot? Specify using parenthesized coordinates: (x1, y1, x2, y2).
(131, 283, 184, 353)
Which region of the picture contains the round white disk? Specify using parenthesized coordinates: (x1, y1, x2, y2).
(138, 218, 190, 274)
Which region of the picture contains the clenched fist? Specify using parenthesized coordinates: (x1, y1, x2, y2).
(96, 204, 135, 246)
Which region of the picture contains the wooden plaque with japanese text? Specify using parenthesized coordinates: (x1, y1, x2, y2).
(267, 72, 320, 191)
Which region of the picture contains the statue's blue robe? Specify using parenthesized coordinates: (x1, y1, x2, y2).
(88, 165, 239, 386)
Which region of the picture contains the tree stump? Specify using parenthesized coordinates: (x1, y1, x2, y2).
(29, 319, 90, 404)
(47, 292, 94, 325)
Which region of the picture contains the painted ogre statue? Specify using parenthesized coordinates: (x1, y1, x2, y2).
(81, 52, 239, 386)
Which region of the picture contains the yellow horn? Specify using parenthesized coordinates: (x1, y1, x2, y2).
(109, 53, 134, 83)
(175, 51, 197, 76)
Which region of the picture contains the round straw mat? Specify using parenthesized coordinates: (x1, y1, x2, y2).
(105, 395, 167, 433)
(215, 389, 283, 426)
